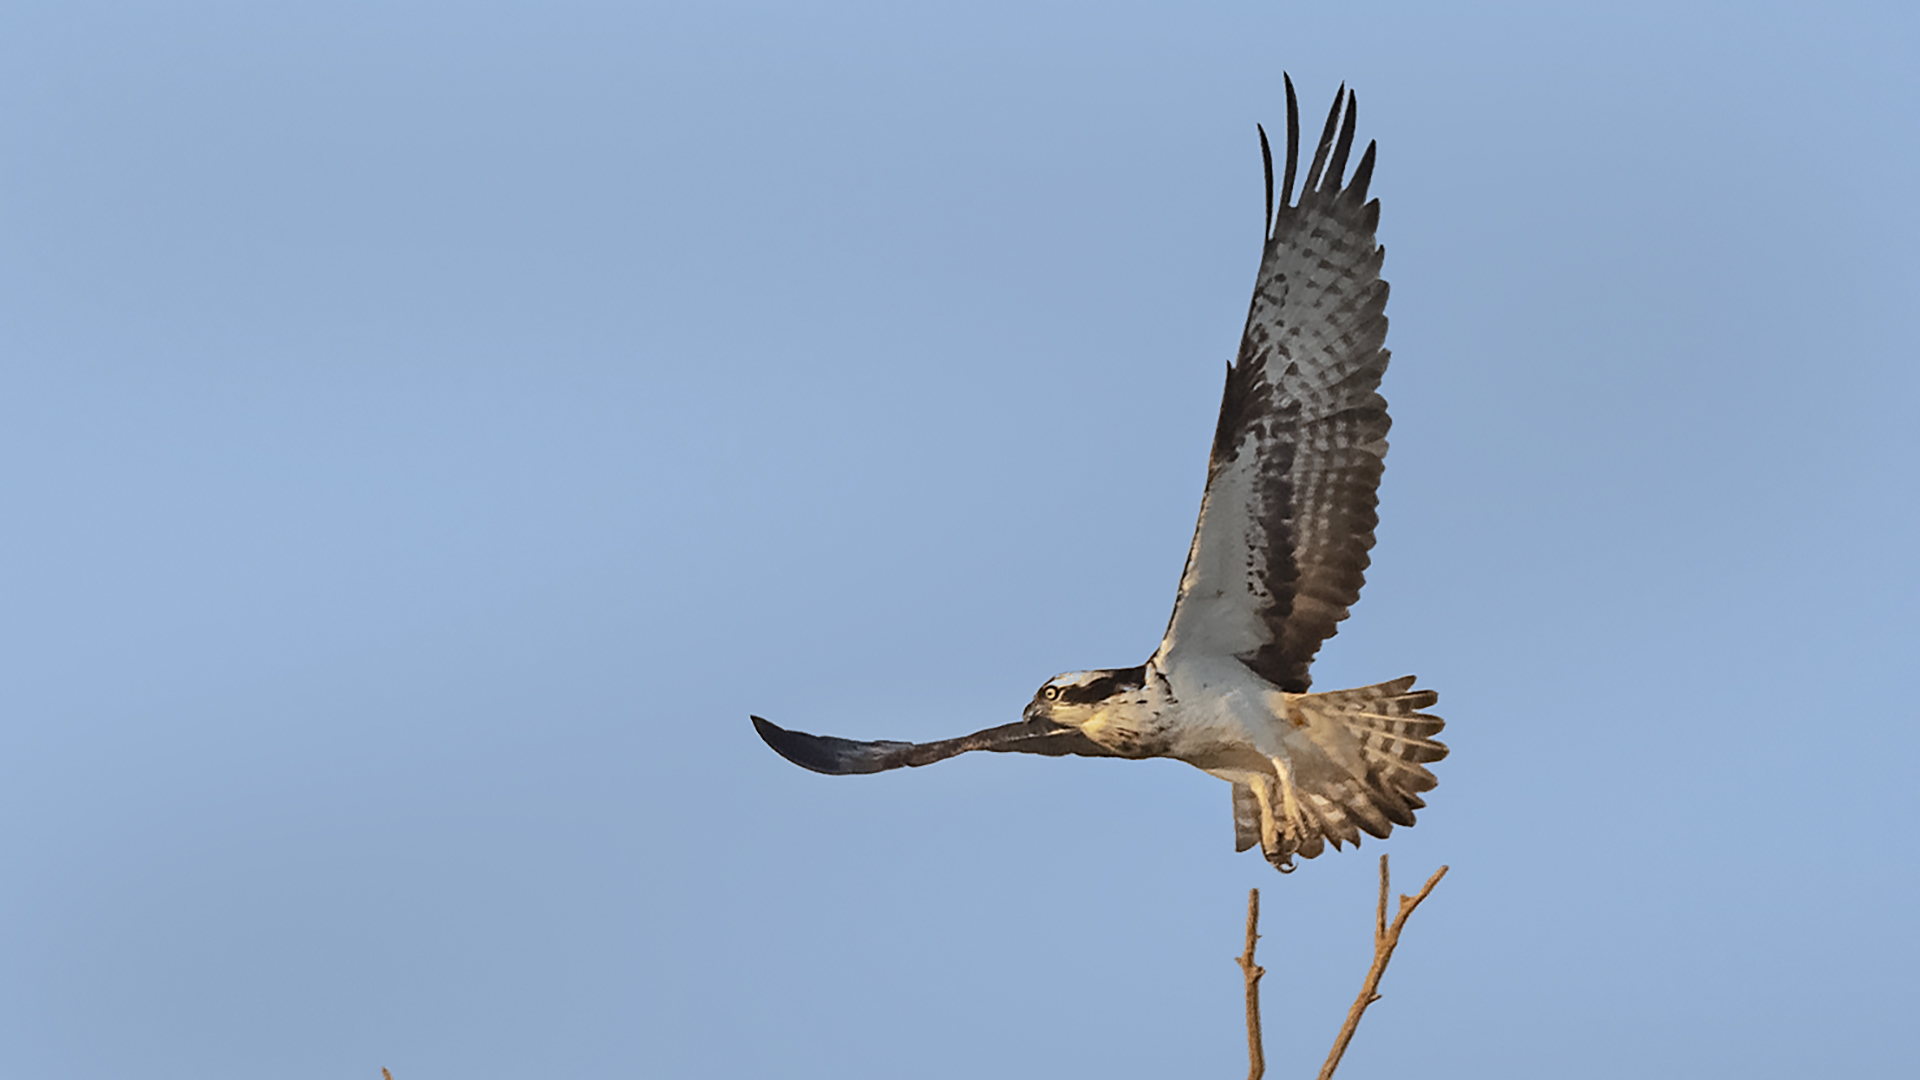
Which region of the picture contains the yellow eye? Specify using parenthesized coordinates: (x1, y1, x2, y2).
(1042, 686, 1060, 701)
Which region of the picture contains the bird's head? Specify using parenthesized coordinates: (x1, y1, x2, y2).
(1023, 665, 1149, 727)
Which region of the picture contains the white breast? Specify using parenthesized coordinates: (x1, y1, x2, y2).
(1157, 654, 1290, 764)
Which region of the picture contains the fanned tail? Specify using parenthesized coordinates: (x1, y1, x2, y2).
(1251, 676, 1447, 869)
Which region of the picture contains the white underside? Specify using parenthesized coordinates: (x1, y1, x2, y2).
(1158, 653, 1297, 772)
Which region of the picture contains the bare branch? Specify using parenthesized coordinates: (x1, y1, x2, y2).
(1318, 854, 1449, 1080)
(1236, 887, 1267, 1080)
(1375, 856, 1388, 945)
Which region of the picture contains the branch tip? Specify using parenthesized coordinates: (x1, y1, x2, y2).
(1240, 888, 1266, 1080)
(1232, 859, 1451, 1080)
(1317, 858, 1448, 1080)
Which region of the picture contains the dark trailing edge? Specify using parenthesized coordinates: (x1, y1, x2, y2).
(751, 715, 1119, 775)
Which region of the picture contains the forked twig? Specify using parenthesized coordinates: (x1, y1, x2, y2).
(1237, 888, 1267, 1080)
(1317, 854, 1448, 1080)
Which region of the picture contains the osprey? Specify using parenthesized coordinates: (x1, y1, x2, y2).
(752, 79, 1446, 873)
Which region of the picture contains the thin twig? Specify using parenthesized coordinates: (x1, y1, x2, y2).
(1236, 887, 1266, 1080)
(1375, 856, 1389, 945)
(1318, 854, 1448, 1080)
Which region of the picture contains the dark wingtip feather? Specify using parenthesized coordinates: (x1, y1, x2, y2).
(751, 715, 909, 775)
(1281, 73, 1300, 208)
(1302, 83, 1345, 195)
(1325, 91, 1357, 192)
(1348, 140, 1378, 204)
(1257, 122, 1274, 238)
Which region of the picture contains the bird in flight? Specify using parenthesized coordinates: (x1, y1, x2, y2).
(752, 78, 1446, 873)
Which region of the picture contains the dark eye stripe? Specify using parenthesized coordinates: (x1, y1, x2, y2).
(1056, 665, 1147, 706)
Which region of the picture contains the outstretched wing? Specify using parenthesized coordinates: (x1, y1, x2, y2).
(752, 716, 1121, 775)
(1155, 78, 1393, 694)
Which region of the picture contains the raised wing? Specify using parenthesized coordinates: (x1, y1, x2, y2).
(752, 716, 1120, 775)
(1155, 79, 1393, 693)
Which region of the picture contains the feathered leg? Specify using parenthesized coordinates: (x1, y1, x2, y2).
(1247, 771, 1299, 873)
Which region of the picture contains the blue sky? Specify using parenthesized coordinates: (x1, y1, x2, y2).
(3, 2, 1916, 1077)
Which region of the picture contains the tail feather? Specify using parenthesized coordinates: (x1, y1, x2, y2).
(1255, 676, 1447, 868)
(1338, 788, 1399, 837)
(1231, 783, 1262, 852)
(1306, 792, 1364, 849)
